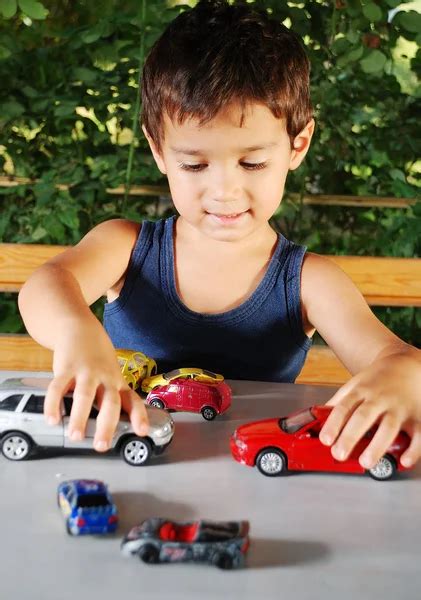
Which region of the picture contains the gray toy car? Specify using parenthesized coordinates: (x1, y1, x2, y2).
(0, 377, 174, 466)
(121, 518, 250, 569)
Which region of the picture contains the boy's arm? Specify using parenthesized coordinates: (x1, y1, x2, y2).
(300, 253, 421, 469)
(18, 219, 147, 451)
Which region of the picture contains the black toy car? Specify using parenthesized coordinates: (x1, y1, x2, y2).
(121, 518, 250, 569)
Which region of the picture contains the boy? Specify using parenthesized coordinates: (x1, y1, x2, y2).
(19, 0, 421, 468)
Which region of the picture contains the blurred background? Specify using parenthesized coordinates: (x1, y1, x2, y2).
(0, 0, 419, 345)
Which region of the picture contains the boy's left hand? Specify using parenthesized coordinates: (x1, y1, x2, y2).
(319, 350, 421, 469)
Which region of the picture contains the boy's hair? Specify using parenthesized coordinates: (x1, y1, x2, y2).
(141, 0, 313, 153)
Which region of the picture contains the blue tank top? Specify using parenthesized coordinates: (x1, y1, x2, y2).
(103, 216, 312, 382)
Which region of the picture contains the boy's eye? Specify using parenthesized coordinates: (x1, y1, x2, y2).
(178, 162, 267, 172)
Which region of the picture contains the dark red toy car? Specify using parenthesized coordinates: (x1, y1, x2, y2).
(230, 405, 411, 481)
(145, 378, 231, 421)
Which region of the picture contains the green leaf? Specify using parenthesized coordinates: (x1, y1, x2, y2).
(72, 66, 97, 83)
(18, 0, 48, 20)
(385, 0, 400, 7)
(0, 44, 11, 59)
(0, 0, 17, 19)
(0, 100, 25, 119)
(360, 50, 387, 74)
(31, 226, 47, 241)
(80, 22, 105, 44)
(390, 168, 406, 183)
(362, 3, 383, 22)
(396, 11, 421, 34)
(54, 102, 77, 117)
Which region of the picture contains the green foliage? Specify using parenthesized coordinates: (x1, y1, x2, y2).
(0, 0, 420, 343)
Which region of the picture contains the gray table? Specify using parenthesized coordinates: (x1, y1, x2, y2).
(0, 371, 420, 600)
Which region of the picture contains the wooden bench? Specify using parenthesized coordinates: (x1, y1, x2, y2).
(1, 243, 420, 385)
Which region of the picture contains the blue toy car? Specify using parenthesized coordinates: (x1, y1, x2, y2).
(57, 479, 118, 536)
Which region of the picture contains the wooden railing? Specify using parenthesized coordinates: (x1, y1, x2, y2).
(1, 242, 420, 385)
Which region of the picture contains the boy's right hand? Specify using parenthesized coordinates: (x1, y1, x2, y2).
(43, 320, 149, 452)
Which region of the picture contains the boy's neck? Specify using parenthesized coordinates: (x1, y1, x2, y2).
(174, 216, 277, 260)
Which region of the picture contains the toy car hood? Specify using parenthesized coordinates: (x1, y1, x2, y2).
(234, 417, 282, 439)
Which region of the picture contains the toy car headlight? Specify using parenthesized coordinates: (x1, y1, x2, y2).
(155, 422, 172, 438)
(235, 438, 247, 451)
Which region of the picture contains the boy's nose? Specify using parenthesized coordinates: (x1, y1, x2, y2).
(209, 169, 243, 204)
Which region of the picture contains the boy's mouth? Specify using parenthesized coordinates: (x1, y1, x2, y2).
(206, 210, 249, 223)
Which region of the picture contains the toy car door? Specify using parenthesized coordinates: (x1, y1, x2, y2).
(289, 421, 344, 472)
(19, 393, 63, 447)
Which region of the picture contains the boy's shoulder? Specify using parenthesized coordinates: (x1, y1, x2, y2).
(300, 251, 369, 336)
(301, 251, 359, 307)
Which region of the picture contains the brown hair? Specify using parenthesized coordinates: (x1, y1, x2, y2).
(141, 0, 313, 153)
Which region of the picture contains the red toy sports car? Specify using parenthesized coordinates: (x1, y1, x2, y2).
(145, 378, 231, 421)
(230, 405, 411, 481)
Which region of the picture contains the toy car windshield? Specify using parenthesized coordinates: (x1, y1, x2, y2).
(76, 494, 110, 508)
(195, 521, 244, 543)
(280, 407, 315, 434)
(163, 369, 183, 380)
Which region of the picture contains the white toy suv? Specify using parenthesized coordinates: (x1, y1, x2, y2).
(0, 377, 174, 466)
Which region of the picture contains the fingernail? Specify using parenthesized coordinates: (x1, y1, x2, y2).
(47, 416, 58, 426)
(94, 440, 109, 452)
(401, 456, 412, 468)
(333, 446, 346, 461)
(320, 434, 332, 445)
(360, 454, 371, 469)
(70, 430, 82, 442)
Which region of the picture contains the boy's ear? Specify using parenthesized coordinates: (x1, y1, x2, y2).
(289, 118, 315, 171)
(142, 125, 167, 175)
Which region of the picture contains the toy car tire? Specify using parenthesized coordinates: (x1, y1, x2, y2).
(256, 448, 286, 477)
(1, 431, 33, 461)
(201, 406, 217, 421)
(120, 436, 152, 466)
(66, 520, 76, 536)
(213, 551, 234, 570)
(368, 454, 396, 481)
(149, 397, 165, 409)
(138, 543, 159, 564)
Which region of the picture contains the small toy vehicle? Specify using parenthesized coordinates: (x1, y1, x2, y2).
(116, 348, 157, 391)
(145, 378, 231, 421)
(121, 518, 249, 569)
(57, 479, 118, 535)
(0, 377, 174, 466)
(141, 367, 224, 394)
(230, 405, 411, 481)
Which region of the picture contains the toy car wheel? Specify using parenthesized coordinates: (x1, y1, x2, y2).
(138, 543, 159, 564)
(1, 432, 33, 461)
(66, 520, 75, 536)
(120, 436, 152, 466)
(149, 397, 165, 409)
(201, 406, 217, 421)
(213, 551, 234, 570)
(368, 455, 396, 481)
(256, 448, 286, 477)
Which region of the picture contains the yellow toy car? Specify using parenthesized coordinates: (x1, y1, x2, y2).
(141, 367, 224, 394)
(116, 349, 158, 391)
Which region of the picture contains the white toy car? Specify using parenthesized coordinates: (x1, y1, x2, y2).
(0, 377, 174, 466)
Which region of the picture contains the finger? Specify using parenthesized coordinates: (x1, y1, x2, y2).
(330, 401, 381, 461)
(93, 387, 122, 452)
(400, 424, 421, 468)
(358, 414, 402, 469)
(319, 393, 363, 446)
(68, 378, 98, 441)
(324, 378, 359, 407)
(120, 388, 149, 437)
(44, 376, 73, 425)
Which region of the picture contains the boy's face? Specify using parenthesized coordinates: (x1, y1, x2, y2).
(143, 102, 314, 243)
